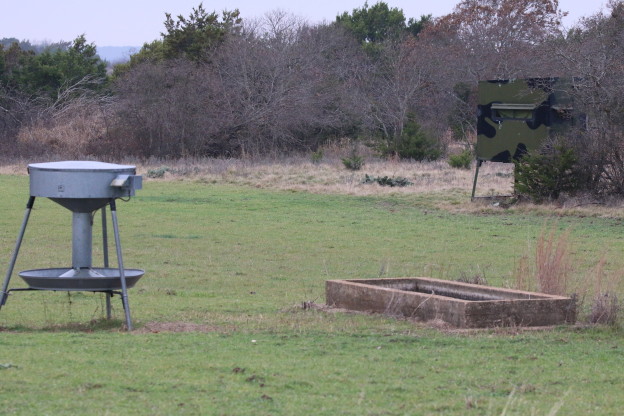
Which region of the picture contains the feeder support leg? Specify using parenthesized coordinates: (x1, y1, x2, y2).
(109, 199, 133, 331)
(101, 207, 112, 320)
(471, 160, 483, 201)
(1, 197, 35, 309)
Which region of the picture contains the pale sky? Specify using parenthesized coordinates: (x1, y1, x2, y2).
(0, 0, 610, 47)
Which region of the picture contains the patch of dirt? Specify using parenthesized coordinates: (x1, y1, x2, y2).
(135, 321, 222, 333)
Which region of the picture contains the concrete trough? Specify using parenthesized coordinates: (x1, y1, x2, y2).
(326, 278, 576, 328)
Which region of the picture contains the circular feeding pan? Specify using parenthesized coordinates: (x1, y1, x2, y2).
(19, 268, 144, 291)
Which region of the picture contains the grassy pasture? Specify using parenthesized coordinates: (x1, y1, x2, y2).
(1, 165, 624, 415)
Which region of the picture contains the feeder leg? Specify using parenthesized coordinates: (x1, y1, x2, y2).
(1, 197, 35, 309)
(105, 292, 112, 320)
(102, 206, 109, 268)
(101, 208, 112, 320)
(471, 160, 483, 201)
(109, 199, 133, 331)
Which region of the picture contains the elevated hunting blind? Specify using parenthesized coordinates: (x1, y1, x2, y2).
(472, 78, 576, 198)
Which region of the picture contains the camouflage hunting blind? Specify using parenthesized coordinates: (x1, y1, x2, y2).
(472, 78, 575, 198)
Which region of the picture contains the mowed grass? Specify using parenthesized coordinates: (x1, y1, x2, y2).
(1, 173, 624, 415)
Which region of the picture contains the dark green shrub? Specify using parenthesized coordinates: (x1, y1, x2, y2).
(147, 166, 170, 178)
(311, 150, 323, 164)
(379, 116, 442, 161)
(342, 149, 365, 170)
(363, 174, 413, 187)
(514, 144, 581, 202)
(448, 149, 473, 169)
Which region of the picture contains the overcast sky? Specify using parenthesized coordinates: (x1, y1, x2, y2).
(0, 0, 611, 47)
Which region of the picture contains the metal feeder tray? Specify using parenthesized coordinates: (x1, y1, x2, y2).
(19, 268, 144, 291)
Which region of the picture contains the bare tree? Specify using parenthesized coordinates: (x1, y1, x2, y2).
(359, 36, 436, 145)
(0, 86, 33, 156)
(410, 0, 567, 147)
(549, 0, 624, 194)
(110, 58, 236, 158)
(210, 16, 364, 155)
(107, 13, 365, 158)
(432, 0, 565, 81)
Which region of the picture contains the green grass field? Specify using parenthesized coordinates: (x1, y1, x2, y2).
(1, 173, 623, 415)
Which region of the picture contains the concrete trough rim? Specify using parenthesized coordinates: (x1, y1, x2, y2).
(331, 277, 572, 302)
(325, 277, 576, 328)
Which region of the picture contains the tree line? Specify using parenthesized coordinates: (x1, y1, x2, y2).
(1, 0, 624, 197)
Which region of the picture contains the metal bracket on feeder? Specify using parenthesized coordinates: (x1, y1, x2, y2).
(110, 174, 142, 193)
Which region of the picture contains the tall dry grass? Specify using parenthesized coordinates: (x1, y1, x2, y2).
(582, 256, 621, 325)
(513, 226, 571, 296)
(535, 227, 572, 296)
(514, 225, 622, 325)
(513, 252, 534, 293)
(16, 98, 109, 159)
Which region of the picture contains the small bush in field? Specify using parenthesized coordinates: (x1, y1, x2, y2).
(147, 166, 170, 178)
(448, 149, 473, 169)
(456, 272, 487, 285)
(514, 144, 581, 202)
(581, 256, 621, 325)
(378, 116, 442, 161)
(363, 174, 413, 187)
(342, 149, 365, 171)
(310, 150, 323, 164)
(589, 293, 619, 325)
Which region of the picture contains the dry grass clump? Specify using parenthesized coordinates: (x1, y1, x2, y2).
(513, 226, 571, 295)
(589, 292, 619, 325)
(514, 225, 622, 325)
(578, 256, 621, 325)
(513, 253, 534, 293)
(535, 227, 572, 296)
(16, 99, 108, 159)
(0, 158, 32, 175)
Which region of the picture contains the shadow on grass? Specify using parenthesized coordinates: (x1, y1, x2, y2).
(0, 318, 128, 333)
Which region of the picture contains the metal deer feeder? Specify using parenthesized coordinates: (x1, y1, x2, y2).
(1, 161, 144, 330)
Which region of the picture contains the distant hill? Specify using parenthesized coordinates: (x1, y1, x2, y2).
(97, 46, 139, 63)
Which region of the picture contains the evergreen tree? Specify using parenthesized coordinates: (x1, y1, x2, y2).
(161, 3, 242, 61)
(12, 35, 106, 100)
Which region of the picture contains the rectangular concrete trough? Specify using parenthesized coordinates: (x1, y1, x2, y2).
(326, 278, 576, 328)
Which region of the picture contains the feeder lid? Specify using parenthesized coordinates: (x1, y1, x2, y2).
(28, 161, 136, 172)
(27, 160, 141, 212)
